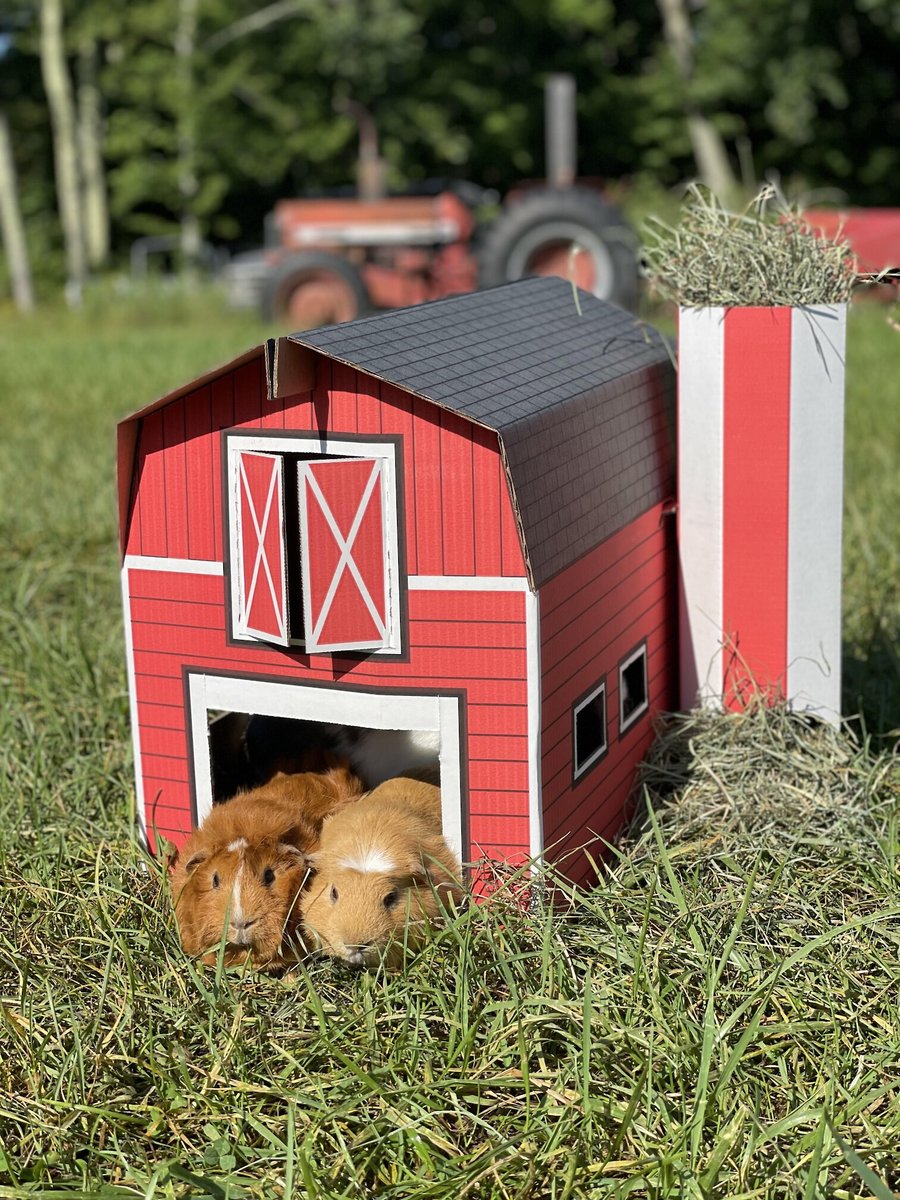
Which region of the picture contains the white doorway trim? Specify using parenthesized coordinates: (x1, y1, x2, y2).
(185, 672, 464, 862)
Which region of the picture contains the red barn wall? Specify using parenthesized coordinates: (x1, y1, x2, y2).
(124, 353, 525, 580)
(539, 503, 678, 883)
(125, 568, 531, 861)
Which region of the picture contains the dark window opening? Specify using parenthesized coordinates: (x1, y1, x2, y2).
(619, 644, 649, 732)
(573, 683, 607, 779)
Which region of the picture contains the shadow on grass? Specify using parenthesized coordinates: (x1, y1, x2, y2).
(842, 615, 900, 743)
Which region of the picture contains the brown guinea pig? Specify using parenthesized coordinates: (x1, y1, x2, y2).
(300, 776, 464, 969)
(170, 762, 364, 967)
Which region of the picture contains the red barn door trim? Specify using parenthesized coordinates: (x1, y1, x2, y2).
(233, 449, 290, 645)
(297, 457, 389, 653)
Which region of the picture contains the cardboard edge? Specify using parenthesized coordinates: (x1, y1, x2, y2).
(497, 434, 536, 592)
(265, 337, 317, 403)
(117, 419, 140, 561)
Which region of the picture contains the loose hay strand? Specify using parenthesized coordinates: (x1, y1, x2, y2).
(642, 183, 858, 307)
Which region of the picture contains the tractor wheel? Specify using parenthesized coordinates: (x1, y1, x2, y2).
(262, 252, 369, 328)
(478, 187, 639, 309)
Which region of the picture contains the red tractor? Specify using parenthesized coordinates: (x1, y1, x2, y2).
(225, 78, 640, 326)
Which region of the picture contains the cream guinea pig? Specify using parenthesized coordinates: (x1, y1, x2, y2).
(170, 763, 364, 967)
(300, 776, 464, 968)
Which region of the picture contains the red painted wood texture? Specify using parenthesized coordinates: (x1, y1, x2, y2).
(122, 353, 525, 580)
(299, 457, 386, 650)
(722, 309, 792, 707)
(125, 570, 530, 859)
(539, 503, 678, 885)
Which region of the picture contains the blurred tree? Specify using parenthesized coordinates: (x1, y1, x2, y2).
(39, 0, 85, 301)
(1, 0, 899, 296)
(0, 108, 35, 310)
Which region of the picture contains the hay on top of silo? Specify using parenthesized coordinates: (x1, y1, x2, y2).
(642, 184, 858, 308)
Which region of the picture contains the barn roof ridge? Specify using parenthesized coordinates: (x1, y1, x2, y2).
(289, 276, 670, 436)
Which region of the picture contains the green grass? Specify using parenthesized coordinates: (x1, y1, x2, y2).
(0, 289, 898, 1198)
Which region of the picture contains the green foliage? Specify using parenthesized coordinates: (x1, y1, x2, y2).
(4, 0, 900, 294)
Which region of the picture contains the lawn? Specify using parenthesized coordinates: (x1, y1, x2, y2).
(0, 288, 898, 1199)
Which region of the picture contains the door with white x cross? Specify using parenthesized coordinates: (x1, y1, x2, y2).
(227, 435, 401, 654)
(234, 449, 290, 645)
(297, 457, 389, 652)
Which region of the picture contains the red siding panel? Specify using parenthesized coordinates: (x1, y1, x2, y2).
(329, 362, 359, 432)
(184, 386, 217, 560)
(210, 374, 235, 557)
(440, 410, 476, 575)
(412, 404, 443, 574)
(163, 399, 189, 558)
(136, 411, 167, 556)
(539, 504, 678, 881)
(128, 570, 222, 602)
(233, 360, 263, 428)
(128, 570, 531, 860)
(379, 384, 418, 574)
(355, 373, 382, 435)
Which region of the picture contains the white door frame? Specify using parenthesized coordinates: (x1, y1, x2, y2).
(185, 671, 464, 862)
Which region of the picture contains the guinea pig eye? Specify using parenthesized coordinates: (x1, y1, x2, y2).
(383, 889, 400, 909)
(262, 867, 276, 887)
(211, 872, 220, 889)
(330, 886, 339, 903)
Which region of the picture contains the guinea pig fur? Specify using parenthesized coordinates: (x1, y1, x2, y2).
(170, 763, 364, 967)
(300, 776, 464, 968)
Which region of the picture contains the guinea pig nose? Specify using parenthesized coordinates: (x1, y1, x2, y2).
(231, 917, 257, 931)
(346, 949, 367, 967)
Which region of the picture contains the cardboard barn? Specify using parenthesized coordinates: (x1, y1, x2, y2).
(118, 277, 677, 883)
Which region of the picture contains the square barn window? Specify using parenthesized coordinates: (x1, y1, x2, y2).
(619, 642, 649, 733)
(573, 680, 608, 780)
(226, 435, 402, 654)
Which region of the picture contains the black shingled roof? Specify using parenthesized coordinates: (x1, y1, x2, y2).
(292, 277, 675, 588)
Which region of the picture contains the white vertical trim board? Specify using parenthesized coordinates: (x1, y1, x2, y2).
(185, 673, 464, 862)
(787, 304, 847, 724)
(120, 568, 148, 849)
(677, 307, 725, 709)
(525, 590, 543, 862)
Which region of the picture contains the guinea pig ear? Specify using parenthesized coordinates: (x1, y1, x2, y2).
(184, 851, 208, 874)
(277, 843, 310, 867)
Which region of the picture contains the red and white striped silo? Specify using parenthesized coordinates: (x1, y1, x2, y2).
(677, 304, 847, 723)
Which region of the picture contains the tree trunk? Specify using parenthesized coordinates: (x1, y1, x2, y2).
(39, 0, 86, 303)
(175, 0, 202, 273)
(656, 0, 737, 199)
(77, 39, 109, 269)
(0, 110, 35, 312)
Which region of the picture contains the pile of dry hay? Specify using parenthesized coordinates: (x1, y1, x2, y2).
(627, 703, 899, 857)
(642, 183, 858, 308)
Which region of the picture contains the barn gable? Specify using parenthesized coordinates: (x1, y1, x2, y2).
(294, 276, 675, 587)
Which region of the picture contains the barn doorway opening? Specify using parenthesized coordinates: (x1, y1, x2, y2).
(205, 710, 441, 803)
(189, 674, 464, 861)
